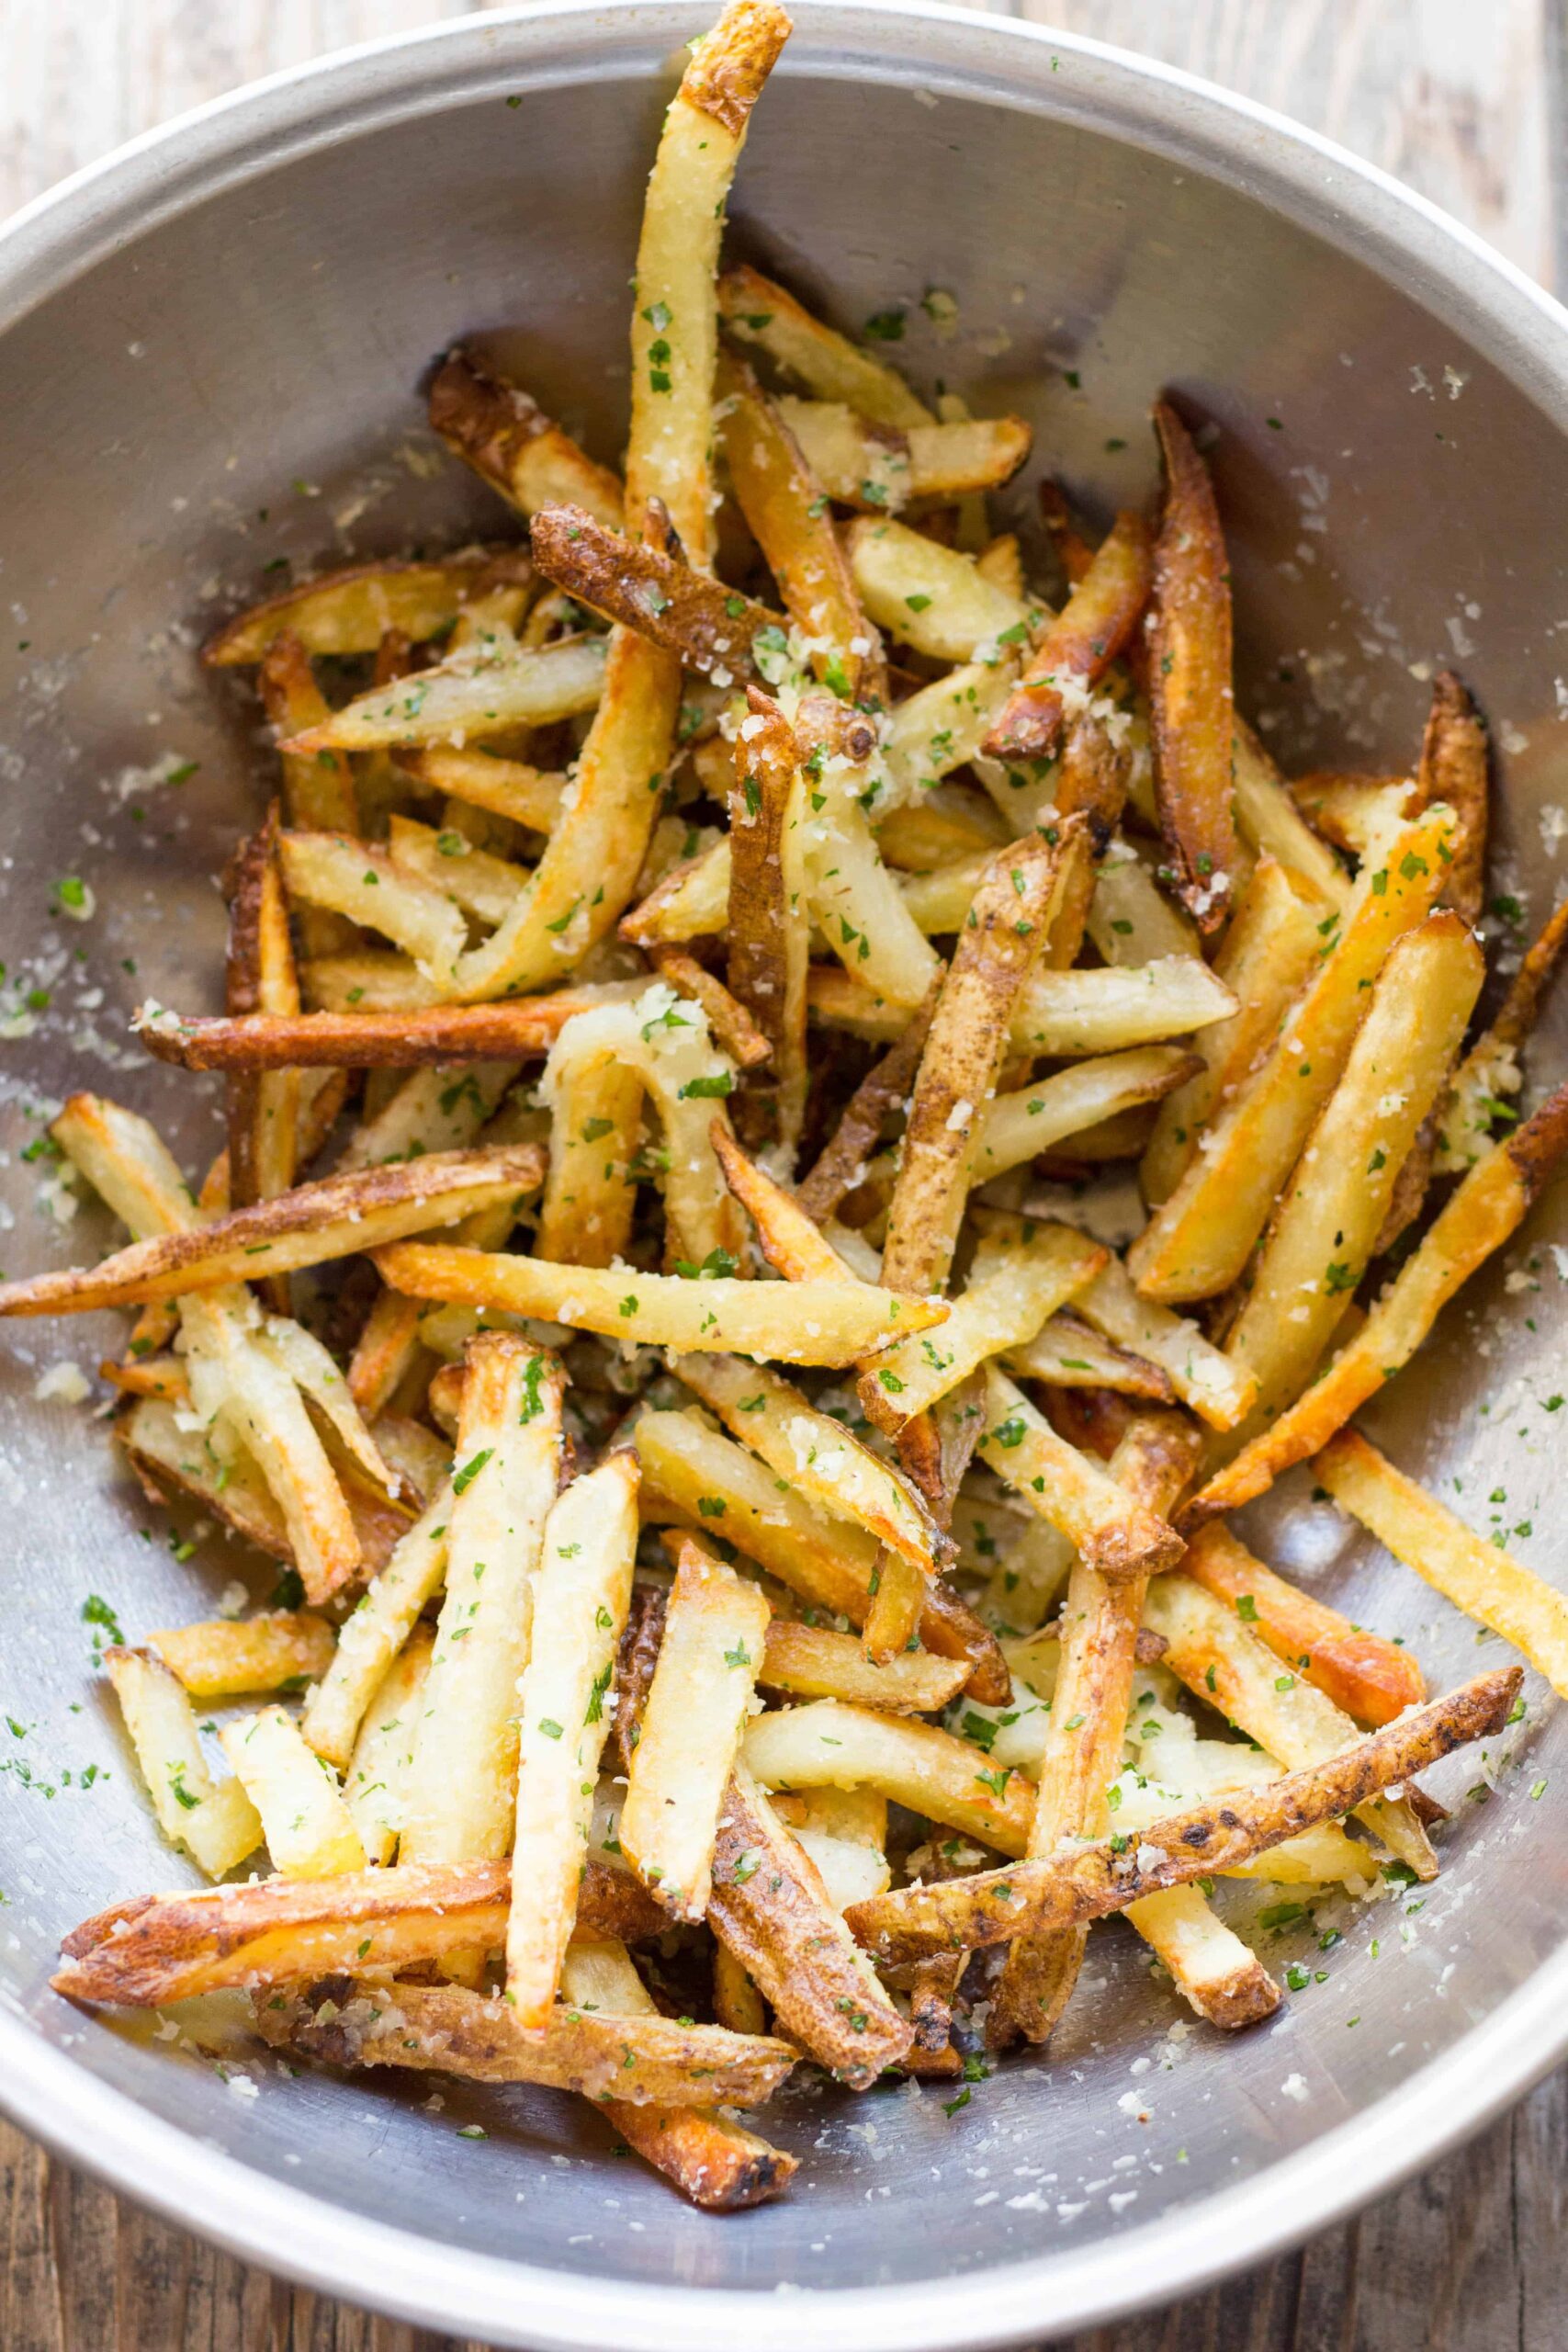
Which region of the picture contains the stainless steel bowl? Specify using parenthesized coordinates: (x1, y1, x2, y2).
(4, 6, 1568, 2344)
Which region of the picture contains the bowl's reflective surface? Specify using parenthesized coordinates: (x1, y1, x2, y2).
(3, 7, 1568, 2345)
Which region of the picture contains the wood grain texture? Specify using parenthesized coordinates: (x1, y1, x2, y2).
(0, 1, 1562, 2347)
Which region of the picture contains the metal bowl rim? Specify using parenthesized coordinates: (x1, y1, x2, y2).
(3, 5, 1567, 2342)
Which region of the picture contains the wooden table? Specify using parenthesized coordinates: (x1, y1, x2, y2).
(2, 5, 1563, 2346)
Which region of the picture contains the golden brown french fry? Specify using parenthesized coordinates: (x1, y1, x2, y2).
(802, 758, 942, 1010)
(1189, 1072, 1568, 1518)
(223, 810, 300, 1310)
(1419, 670, 1488, 923)
(103, 1647, 263, 1879)
(428, 345, 624, 528)
(506, 1455, 639, 2022)
(1065, 1257, 1256, 1430)
(771, 396, 1030, 512)
(985, 511, 1153, 761)
(219, 1705, 366, 1878)
(397, 742, 566, 834)
(1146, 401, 1237, 931)
(347, 1288, 427, 1419)
(1128, 803, 1459, 1301)
(1007, 1311, 1172, 1400)
(1437, 889, 1568, 1173)
(382, 814, 528, 929)
(206, 553, 521, 665)
(530, 503, 782, 683)
(1141, 855, 1332, 1206)
(282, 633, 608, 760)
(344, 1623, 434, 1867)
(256, 631, 359, 856)
(646, 947, 773, 1069)
(966, 1044, 1200, 1187)
(1181, 1521, 1425, 1726)
(149, 1612, 335, 1700)
(770, 1786, 890, 1910)
(727, 688, 808, 1148)
(711, 1119, 863, 1282)
(847, 515, 1032, 663)
(0, 1143, 547, 1316)
(621, 1539, 772, 1921)
(744, 1700, 1035, 1853)
(1289, 769, 1416, 857)
(795, 988, 937, 1223)
(1219, 911, 1484, 1428)
(1142, 1571, 1435, 1878)
(718, 263, 932, 428)
(976, 1367, 1185, 1578)
(300, 1482, 453, 1769)
(758, 1622, 968, 1712)
(1229, 719, 1351, 910)
(1316, 1428, 1568, 1700)
(846, 1669, 1519, 1963)
(400, 1336, 564, 1865)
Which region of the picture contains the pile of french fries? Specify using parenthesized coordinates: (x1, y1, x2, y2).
(27, 0, 1568, 2213)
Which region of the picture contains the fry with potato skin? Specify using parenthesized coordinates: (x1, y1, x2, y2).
(727, 687, 808, 1149)
(1146, 401, 1237, 931)
(206, 553, 520, 666)
(984, 510, 1153, 761)
(223, 808, 300, 1308)
(845, 1668, 1521, 1964)
(1436, 887, 1568, 1174)
(795, 984, 937, 1222)
(428, 346, 624, 529)
(530, 502, 781, 683)
(138, 989, 639, 1070)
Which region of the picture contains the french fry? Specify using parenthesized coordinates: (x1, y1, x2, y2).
(1420, 671, 1488, 923)
(1128, 803, 1459, 1301)
(846, 1669, 1519, 1964)
(771, 396, 1030, 512)
(1290, 770, 1416, 857)
(1069, 1257, 1258, 1431)
(256, 1975, 795, 2109)
(375, 1243, 941, 1365)
(1230, 719, 1350, 910)
(300, 953, 442, 1014)
(1122, 1883, 1281, 2028)
(759, 1622, 968, 1712)
(337, 1061, 523, 1172)
(710, 1120, 862, 1281)
(276, 830, 468, 978)
(51, 1091, 204, 1243)
(257, 632, 360, 866)
(301, 1482, 454, 1769)
(726, 689, 808, 1148)
(399, 1336, 564, 1865)
(536, 1055, 644, 1269)
(531, 502, 781, 683)
(963, 1045, 1200, 1188)
(1141, 855, 1332, 1206)
(205, 553, 518, 665)
(1010, 956, 1236, 1057)
(219, 1705, 366, 1878)
(347, 1288, 427, 1419)
(428, 345, 624, 529)
(1436, 890, 1568, 1173)
(671, 1351, 946, 1573)
(397, 742, 566, 835)
(1142, 1571, 1435, 1878)
(223, 810, 301, 1309)
(1146, 402, 1237, 930)
(0, 1143, 547, 1316)
(620, 1539, 771, 1921)
(282, 633, 608, 757)
(506, 1455, 639, 2021)
(847, 515, 1032, 663)
(385, 814, 528, 928)
(744, 1700, 1035, 1853)
(344, 1623, 434, 1867)
(708, 1764, 912, 2085)
(1182, 1521, 1424, 1727)
(801, 755, 942, 1009)
(1219, 912, 1484, 1427)
(984, 511, 1153, 760)
(771, 1787, 891, 1910)
(104, 1647, 263, 1879)
(1189, 1073, 1568, 1518)
(976, 1368, 1184, 1578)
(882, 660, 1020, 802)
(149, 1611, 335, 1700)
(718, 262, 932, 428)
(1008, 1311, 1172, 1400)
(1088, 837, 1202, 967)
(863, 1221, 1108, 1430)
(1316, 1428, 1568, 1700)
(795, 988, 937, 1223)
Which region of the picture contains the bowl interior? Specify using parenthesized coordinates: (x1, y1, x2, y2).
(4, 6, 1568, 2343)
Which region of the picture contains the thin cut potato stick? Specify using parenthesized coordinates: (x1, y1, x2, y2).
(758, 1622, 969, 1712)
(1182, 1521, 1424, 1726)
(727, 688, 808, 1148)
(347, 1288, 427, 1419)
(397, 742, 566, 834)
(1147, 401, 1237, 931)
(385, 814, 528, 928)
(1437, 888, 1568, 1173)
(1316, 1428, 1568, 1700)
(427, 345, 625, 529)
(1142, 1571, 1435, 1879)
(506, 1454, 639, 2022)
(51, 1091, 206, 1242)
(1189, 1073, 1568, 1519)
(55, 1859, 665, 2007)
(985, 510, 1154, 761)
(220, 1705, 366, 1878)
(646, 947, 773, 1069)
(1068, 1255, 1257, 1430)
(399, 1335, 564, 1865)
(1421, 670, 1488, 924)
(375, 1243, 941, 1364)
(718, 262, 932, 428)
(104, 1648, 263, 1879)
(1122, 1883, 1280, 2028)
(969, 1045, 1201, 1188)
(344, 1621, 434, 1866)
(1220, 911, 1483, 1429)
(711, 1121, 861, 1281)
(148, 1611, 335, 1699)
(801, 754, 942, 1010)
(847, 515, 1032, 663)
(1128, 803, 1459, 1302)
(773, 396, 1031, 511)
(1007, 1310, 1173, 1400)
(284, 633, 609, 756)
(744, 1699, 1035, 1852)
(223, 811, 300, 1309)
(795, 988, 937, 1222)
(257, 632, 359, 848)
(0, 1143, 547, 1317)
(301, 1482, 455, 1769)
(1230, 719, 1351, 910)
(205, 553, 520, 665)
(621, 1539, 772, 1920)
(976, 1367, 1184, 1578)
(845, 1669, 1519, 1964)
(530, 503, 781, 684)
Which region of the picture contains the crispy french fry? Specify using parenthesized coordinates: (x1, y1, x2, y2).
(257, 632, 359, 860)
(759, 1622, 968, 1712)
(283, 633, 608, 757)
(846, 1669, 1519, 1963)
(1143, 1571, 1434, 1879)
(718, 263, 932, 429)
(347, 1288, 427, 1419)
(882, 661, 1020, 802)
(385, 814, 528, 928)
(223, 811, 300, 1309)
(976, 1367, 1184, 1578)
(1146, 402, 1237, 930)
(985, 511, 1153, 761)
(847, 515, 1031, 663)
(1290, 769, 1416, 857)
(376, 1243, 941, 1364)
(1182, 1521, 1424, 1726)
(966, 1045, 1200, 1187)
(344, 1622, 434, 1867)
(801, 756, 942, 1011)
(1069, 1257, 1258, 1431)
(428, 345, 624, 528)
(0, 1143, 547, 1316)
(1230, 720, 1351, 910)
(1128, 803, 1459, 1301)
(725, 688, 808, 1148)
(301, 1482, 454, 1769)
(277, 830, 468, 977)
(1437, 889, 1568, 1173)
(531, 503, 781, 682)
(744, 1700, 1035, 1853)
(398, 742, 566, 834)
(1190, 1073, 1568, 1518)
(1123, 1883, 1281, 2027)
(710, 1120, 861, 1280)
(536, 1054, 644, 1269)
(1220, 912, 1483, 1428)
(1007, 1311, 1172, 1400)
(104, 1647, 263, 1879)
(399, 1336, 564, 1865)
(795, 988, 937, 1223)
(1316, 1428, 1568, 1700)
(219, 1705, 366, 1878)
(621, 1539, 771, 1920)
(1418, 671, 1488, 923)
(149, 1611, 335, 1700)
(205, 553, 517, 665)
(771, 1786, 890, 1910)
(256, 1975, 795, 2109)
(506, 1455, 638, 2020)
(772, 396, 1030, 512)
(338, 1060, 523, 1172)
